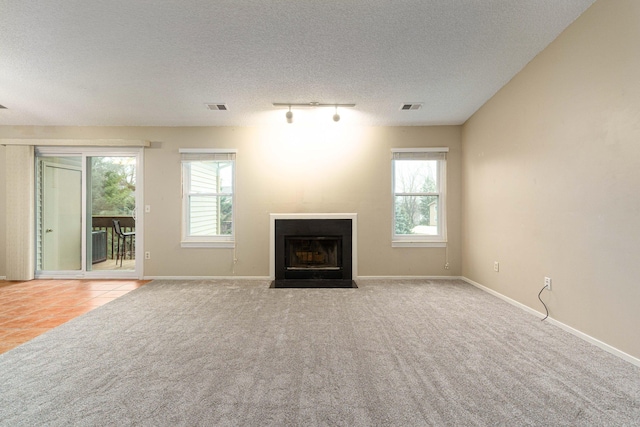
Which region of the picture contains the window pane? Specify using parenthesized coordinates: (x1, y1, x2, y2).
(218, 195, 233, 235)
(189, 162, 216, 193)
(188, 195, 233, 236)
(394, 195, 438, 235)
(394, 160, 438, 193)
(90, 157, 136, 215)
(217, 162, 233, 191)
(188, 161, 233, 194)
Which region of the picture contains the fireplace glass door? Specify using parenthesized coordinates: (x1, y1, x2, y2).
(285, 237, 341, 271)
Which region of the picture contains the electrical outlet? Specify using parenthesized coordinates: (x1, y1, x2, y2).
(145, 251, 151, 260)
(494, 261, 499, 272)
(544, 277, 552, 290)
(444, 262, 450, 270)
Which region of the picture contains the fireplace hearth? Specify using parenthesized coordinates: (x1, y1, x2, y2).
(271, 217, 356, 288)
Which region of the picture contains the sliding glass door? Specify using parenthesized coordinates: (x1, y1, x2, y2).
(39, 157, 82, 271)
(35, 148, 143, 278)
(87, 156, 137, 272)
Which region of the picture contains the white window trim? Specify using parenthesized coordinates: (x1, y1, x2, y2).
(391, 147, 448, 248)
(178, 148, 238, 154)
(180, 149, 237, 249)
(181, 240, 235, 249)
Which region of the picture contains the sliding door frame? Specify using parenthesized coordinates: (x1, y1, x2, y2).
(34, 146, 144, 279)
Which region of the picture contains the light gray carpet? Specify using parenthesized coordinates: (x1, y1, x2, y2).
(0, 279, 638, 426)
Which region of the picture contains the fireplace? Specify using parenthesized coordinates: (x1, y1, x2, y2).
(270, 214, 357, 288)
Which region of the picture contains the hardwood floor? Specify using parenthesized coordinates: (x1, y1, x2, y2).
(0, 279, 149, 355)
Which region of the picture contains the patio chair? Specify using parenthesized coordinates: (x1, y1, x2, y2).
(112, 219, 135, 267)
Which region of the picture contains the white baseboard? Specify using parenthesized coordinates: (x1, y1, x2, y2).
(145, 276, 462, 281)
(144, 276, 271, 281)
(462, 277, 544, 318)
(357, 275, 462, 280)
(461, 276, 640, 368)
(0, 276, 6, 280)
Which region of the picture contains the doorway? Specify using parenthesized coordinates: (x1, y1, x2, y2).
(35, 148, 143, 278)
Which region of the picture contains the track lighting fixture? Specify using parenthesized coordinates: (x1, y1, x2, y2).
(273, 102, 355, 124)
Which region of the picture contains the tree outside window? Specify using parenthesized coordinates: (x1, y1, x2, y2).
(91, 157, 136, 216)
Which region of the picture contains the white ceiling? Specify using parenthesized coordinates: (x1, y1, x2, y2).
(0, 1, 595, 127)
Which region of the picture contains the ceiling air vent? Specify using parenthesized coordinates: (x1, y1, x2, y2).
(205, 103, 228, 111)
(401, 103, 422, 111)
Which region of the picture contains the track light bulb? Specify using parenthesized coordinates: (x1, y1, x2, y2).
(333, 106, 340, 122)
(286, 108, 293, 124)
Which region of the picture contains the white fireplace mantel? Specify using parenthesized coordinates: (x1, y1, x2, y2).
(269, 213, 357, 280)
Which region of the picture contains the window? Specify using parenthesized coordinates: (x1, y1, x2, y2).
(392, 148, 447, 247)
(180, 149, 236, 248)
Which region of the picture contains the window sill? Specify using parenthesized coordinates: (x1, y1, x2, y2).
(392, 241, 447, 248)
(181, 240, 235, 249)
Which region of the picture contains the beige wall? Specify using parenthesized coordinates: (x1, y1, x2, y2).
(462, 0, 640, 359)
(0, 145, 6, 276)
(0, 125, 462, 278)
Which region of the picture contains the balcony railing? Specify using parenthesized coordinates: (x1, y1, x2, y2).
(91, 216, 135, 263)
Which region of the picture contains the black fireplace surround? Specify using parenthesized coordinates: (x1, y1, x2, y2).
(272, 219, 356, 288)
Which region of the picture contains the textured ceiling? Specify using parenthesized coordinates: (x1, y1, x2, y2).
(0, 0, 595, 127)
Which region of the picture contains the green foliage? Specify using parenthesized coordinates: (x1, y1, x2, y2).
(395, 199, 415, 235)
(219, 196, 233, 234)
(91, 158, 136, 215)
